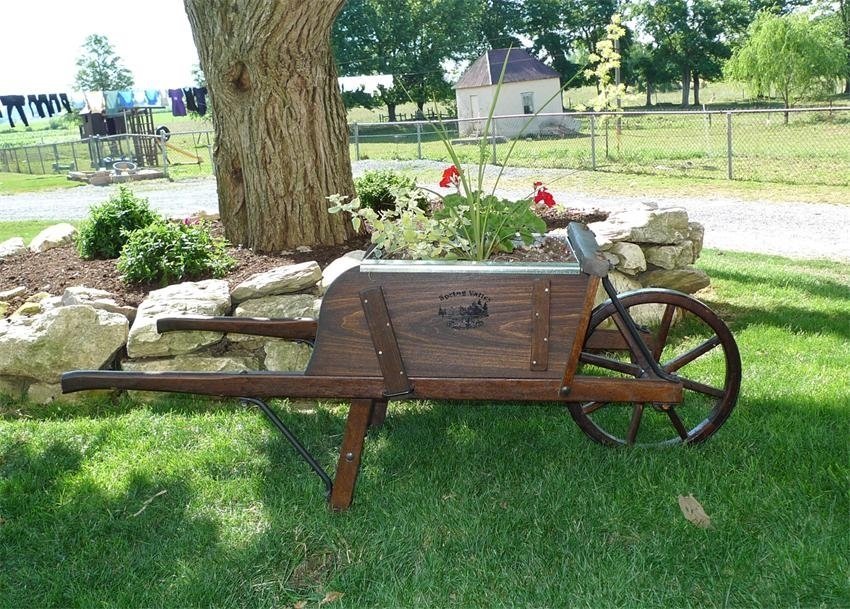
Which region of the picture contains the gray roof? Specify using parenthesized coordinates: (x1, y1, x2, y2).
(454, 48, 560, 89)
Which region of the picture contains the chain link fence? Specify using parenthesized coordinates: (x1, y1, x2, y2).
(2, 107, 848, 187)
(351, 107, 850, 187)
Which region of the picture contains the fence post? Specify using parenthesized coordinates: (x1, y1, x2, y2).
(726, 112, 733, 180)
(590, 115, 597, 170)
(70, 141, 78, 171)
(353, 122, 360, 161)
(52, 144, 60, 173)
(160, 133, 169, 178)
(416, 122, 422, 160)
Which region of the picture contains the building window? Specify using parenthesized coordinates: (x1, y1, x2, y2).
(521, 92, 534, 114)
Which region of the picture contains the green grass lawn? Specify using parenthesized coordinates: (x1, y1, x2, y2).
(1, 250, 847, 608)
(0, 172, 82, 195)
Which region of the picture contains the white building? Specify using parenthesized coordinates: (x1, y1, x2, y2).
(454, 48, 574, 138)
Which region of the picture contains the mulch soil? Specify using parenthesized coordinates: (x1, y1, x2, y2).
(1, 208, 606, 316)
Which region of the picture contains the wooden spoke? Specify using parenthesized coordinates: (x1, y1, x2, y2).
(664, 336, 722, 372)
(680, 377, 725, 398)
(582, 401, 608, 415)
(626, 403, 645, 445)
(579, 352, 642, 376)
(653, 304, 676, 360)
(665, 407, 690, 440)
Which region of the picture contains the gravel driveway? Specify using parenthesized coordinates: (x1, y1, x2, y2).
(2, 161, 848, 261)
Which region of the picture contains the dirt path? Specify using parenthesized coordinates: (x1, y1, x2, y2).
(2, 162, 847, 261)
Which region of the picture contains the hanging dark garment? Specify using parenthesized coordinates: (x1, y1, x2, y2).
(48, 93, 62, 114)
(0, 95, 29, 127)
(27, 94, 43, 117)
(37, 94, 55, 117)
(167, 89, 186, 116)
(183, 88, 198, 113)
(193, 87, 208, 116)
(59, 93, 72, 113)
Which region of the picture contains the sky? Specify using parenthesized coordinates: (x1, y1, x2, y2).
(0, 0, 199, 94)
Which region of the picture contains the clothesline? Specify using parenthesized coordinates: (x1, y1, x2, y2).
(0, 87, 209, 129)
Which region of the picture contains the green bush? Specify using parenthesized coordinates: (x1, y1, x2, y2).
(354, 170, 417, 211)
(76, 186, 160, 259)
(117, 220, 236, 284)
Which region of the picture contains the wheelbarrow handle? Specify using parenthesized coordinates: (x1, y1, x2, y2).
(156, 316, 318, 340)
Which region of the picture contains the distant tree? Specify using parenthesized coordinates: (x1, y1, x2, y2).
(838, 0, 850, 92)
(626, 43, 679, 106)
(74, 34, 134, 91)
(633, 0, 734, 106)
(725, 11, 847, 121)
(332, 0, 479, 120)
(340, 86, 379, 110)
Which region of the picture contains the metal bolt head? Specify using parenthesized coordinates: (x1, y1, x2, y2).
(345, 452, 354, 462)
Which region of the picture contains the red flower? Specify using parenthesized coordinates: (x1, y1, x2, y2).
(533, 184, 556, 208)
(439, 165, 460, 188)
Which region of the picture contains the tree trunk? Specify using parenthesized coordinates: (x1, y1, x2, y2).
(645, 83, 653, 107)
(387, 103, 397, 122)
(844, 75, 850, 95)
(692, 71, 700, 106)
(184, 0, 355, 252)
(681, 67, 691, 107)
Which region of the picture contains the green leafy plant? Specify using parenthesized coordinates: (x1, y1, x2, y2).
(354, 170, 417, 212)
(76, 186, 160, 259)
(117, 219, 235, 284)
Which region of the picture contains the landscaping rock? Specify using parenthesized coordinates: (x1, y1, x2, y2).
(589, 208, 690, 246)
(25, 382, 115, 405)
(122, 354, 260, 373)
(320, 251, 365, 293)
(0, 238, 26, 259)
(643, 241, 695, 270)
(0, 305, 129, 383)
(638, 267, 711, 294)
(0, 286, 26, 300)
(0, 302, 7, 317)
(228, 294, 321, 344)
(61, 286, 137, 321)
(0, 376, 25, 401)
(264, 340, 312, 371)
(605, 242, 646, 276)
(11, 302, 44, 317)
(230, 261, 322, 303)
(127, 280, 230, 358)
(593, 270, 641, 308)
(688, 222, 705, 258)
(29, 223, 77, 253)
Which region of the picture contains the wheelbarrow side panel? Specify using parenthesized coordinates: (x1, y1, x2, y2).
(306, 267, 592, 380)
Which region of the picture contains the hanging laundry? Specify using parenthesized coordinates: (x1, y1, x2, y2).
(183, 88, 198, 113)
(27, 94, 43, 118)
(144, 89, 163, 107)
(167, 89, 186, 116)
(116, 90, 134, 110)
(48, 94, 62, 114)
(38, 94, 55, 117)
(0, 95, 30, 127)
(193, 87, 208, 116)
(59, 93, 72, 113)
(83, 91, 105, 114)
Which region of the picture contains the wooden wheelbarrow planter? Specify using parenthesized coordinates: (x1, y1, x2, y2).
(62, 223, 741, 510)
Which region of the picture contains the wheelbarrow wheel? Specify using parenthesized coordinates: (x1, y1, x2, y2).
(569, 289, 741, 447)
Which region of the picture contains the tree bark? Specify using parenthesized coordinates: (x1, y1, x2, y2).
(386, 103, 397, 122)
(645, 83, 653, 107)
(184, 0, 355, 252)
(692, 71, 701, 106)
(681, 67, 691, 107)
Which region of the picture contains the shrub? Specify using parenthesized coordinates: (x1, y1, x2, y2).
(117, 220, 236, 284)
(354, 170, 417, 212)
(76, 186, 160, 259)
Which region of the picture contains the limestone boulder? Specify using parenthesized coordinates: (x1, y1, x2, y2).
(0, 305, 129, 383)
(127, 280, 230, 358)
(62, 286, 137, 321)
(0, 376, 26, 400)
(29, 223, 77, 253)
(122, 354, 260, 402)
(593, 270, 641, 309)
(228, 294, 321, 344)
(643, 241, 695, 270)
(24, 382, 115, 405)
(0, 286, 26, 300)
(0, 302, 8, 317)
(264, 340, 312, 371)
(688, 222, 705, 259)
(320, 251, 365, 293)
(230, 261, 322, 303)
(0, 238, 26, 259)
(605, 242, 646, 276)
(638, 267, 710, 294)
(589, 208, 690, 246)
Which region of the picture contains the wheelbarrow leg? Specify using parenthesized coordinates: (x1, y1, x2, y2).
(330, 399, 374, 511)
(369, 398, 388, 429)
